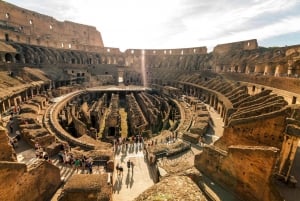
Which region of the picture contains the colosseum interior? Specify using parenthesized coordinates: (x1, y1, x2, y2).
(0, 1, 300, 201)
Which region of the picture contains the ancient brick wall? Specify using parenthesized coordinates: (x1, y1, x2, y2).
(0, 126, 17, 161)
(213, 39, 258, 55)
(215, 111, 287, 150)
(195, 146, 282, 201)
(0, 1, 103, 50)
(0, 160, 61, 201)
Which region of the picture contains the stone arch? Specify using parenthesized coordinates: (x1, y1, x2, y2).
(24, 46, 40, 64)
(47, 48, 59, 63)
(117, 56, 125, 66)
(274, 64, 286, 77)
(264, 64, 276, 76)
(33, 47, 47, 64)
(95, 54, 101, 64)
(41, 47, 56, 64)
(15, 53, 22, 63)
(294, 60, 300, 77)
(107, 56, 112, 64)
(245, 65, 255, 74)
(86, 53, 93, 64)
(5, 53, 13, 63)
(112, 56, 117, 64)
(70, 51, 80, 64)
(101, 56, 106, 64)
(61, 51, 71, 63)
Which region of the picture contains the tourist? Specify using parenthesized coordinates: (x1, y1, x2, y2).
(35, 149, 40, 158)
(9, 124, 13, 133)
(58, 151, 64, 163)
(87, 157, 93, 174)
(34, 142, 40, 150)
(116, 163, 120, 175)
(43, 152, 49, 160)
(118, 165, 123, 176)
(15, 132, 21, 141)
(74, 158, 81, 172)
(127, 160, 131, 169)
(9, 138, 15, 148)
(131, 161, 134, 174)
(64, 152, 69, 165)
(81, 155, 87, 171)
(69, 154, 74, 167)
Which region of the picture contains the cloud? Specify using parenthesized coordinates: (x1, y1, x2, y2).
(4, 0, 300, 51)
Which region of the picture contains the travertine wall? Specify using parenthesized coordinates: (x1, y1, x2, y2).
(0, 1, 103, 50)
(195, 146, 281, 201)
(213, 39, 258, 55)
(215, 111, 287, 151)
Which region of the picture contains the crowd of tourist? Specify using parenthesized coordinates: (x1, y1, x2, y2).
(113, 135, 144, 153)
(34, 142, 51, 162)
(58, 150, 94, 174)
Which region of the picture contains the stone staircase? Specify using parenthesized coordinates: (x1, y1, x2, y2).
(23, 156, 106, 180)
(49, 157, 107, 201)
(19, 154, 107, 201)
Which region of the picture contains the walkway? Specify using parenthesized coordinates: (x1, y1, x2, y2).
(204, 106, 224, 144)
(113, 143, 155, 201)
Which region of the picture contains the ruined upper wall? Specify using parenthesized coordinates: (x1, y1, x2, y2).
(0, 1, 104, 50)
(213, 39, 258, 55)
(124, 46, 207, 56)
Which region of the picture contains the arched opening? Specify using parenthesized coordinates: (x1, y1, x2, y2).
(292, 96, 297, 104)
(5, 33, 9, 42)
(15, 54, 22, 63)
(5, 53, 13, 63)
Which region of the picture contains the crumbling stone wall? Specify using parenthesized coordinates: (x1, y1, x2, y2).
(0, 1, 103, 50)
(195, 146, 281, 201)
(0, 126, 16, 161)
(14, 95, 56, 148)
(126, 93, 148, 136)
(71, 111, 87, 137)
(58, 174, 111, 201)
(104, 93, 121, 138)
(89, 93, 107, 132)
(0, 160, 61, 201)
(136, 92, 168, 134)
(215, 110, 287, 151)
(213, 39, 258, 55)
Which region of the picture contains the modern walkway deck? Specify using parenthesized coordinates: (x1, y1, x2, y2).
(113, 143, 155, 201)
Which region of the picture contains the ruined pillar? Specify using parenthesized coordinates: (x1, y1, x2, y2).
(287, 60, 294, 77)
(274, 64, 285, 77)
(278, 133, 300, 182)
(264, 64, 275, 76)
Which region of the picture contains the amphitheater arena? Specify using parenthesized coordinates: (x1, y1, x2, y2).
(0, 1, 300, 201)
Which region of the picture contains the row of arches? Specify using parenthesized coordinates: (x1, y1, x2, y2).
(1, 42, 128, 66)
(216, 62, 300, 77)
(0, 53, 22, 63)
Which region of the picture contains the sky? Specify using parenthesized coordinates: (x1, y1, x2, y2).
(5, 0, 300, 52)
